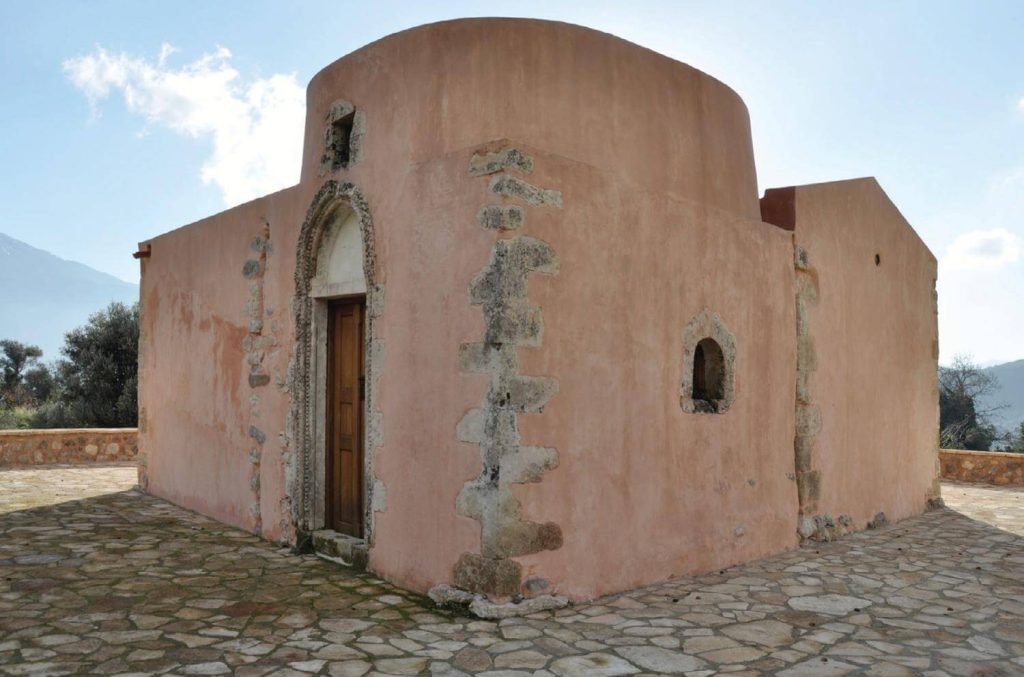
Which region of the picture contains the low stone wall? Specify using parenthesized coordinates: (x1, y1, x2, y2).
(940, 448, 1024, 486)
(0, 428, 138, 467)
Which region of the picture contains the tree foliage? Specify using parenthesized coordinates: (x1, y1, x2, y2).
(939, 354, 1003, 451)
(49, 303, 139, 427)
(0, 302, 139, 429)
(0, 340, 47, 407)
(996, 420, 1024, 454)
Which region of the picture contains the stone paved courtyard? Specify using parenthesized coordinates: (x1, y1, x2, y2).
(0, 466, 1022, 676)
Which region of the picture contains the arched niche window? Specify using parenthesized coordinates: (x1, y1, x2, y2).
(680, 312, 736, 414)
(693, 338, 725, 406)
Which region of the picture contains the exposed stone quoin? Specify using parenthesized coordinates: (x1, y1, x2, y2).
(489, 174, 562, 207)
(469, 147, 534, 176)
(243, 221, 275, 535)
(453, 146, 564, 603)
(792, 245, 825, 541)
(477, 205, 525, 231)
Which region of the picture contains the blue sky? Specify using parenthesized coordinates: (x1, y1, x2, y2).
(1, 1, 1022, 364)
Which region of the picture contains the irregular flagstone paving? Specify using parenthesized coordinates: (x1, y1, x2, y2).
(0, 468, 1021, 676)
(942, 481, 1024, 538)
(0, 465, 137, 514)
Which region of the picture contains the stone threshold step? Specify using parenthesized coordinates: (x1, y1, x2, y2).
(311, 529, 368, 570)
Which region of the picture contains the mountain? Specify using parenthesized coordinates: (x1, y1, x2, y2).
(0, 232, 138, 361)
(981, 359, 1024, 435)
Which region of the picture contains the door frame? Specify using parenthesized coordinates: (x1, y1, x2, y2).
(292, 183, 381, 544)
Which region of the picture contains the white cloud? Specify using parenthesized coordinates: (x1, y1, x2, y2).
(940, 228, 1022, 272)
(938, 260, 1024, 366)
(1018, 96, 1024, 112)
(64, 44, 305, 207)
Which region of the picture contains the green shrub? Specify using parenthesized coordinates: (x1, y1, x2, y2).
(0, 405, 35, 429)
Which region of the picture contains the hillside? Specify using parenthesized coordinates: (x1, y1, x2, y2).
(982, 359, 1024, 435)
(0, 232, 138, 360)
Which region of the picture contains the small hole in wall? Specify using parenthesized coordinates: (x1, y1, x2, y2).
(875, 253, 881, 266)
(328, 111, 356, 170)
(692, 338, 725, 411)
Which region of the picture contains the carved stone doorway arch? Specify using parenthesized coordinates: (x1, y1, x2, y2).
(290, 181, 384, 542)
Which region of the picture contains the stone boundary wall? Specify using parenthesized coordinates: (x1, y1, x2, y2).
(0, 429, 138, 467)
(940, 448, 1024, 486)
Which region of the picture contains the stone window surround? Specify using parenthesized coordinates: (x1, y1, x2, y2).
(319, 99, 366, 175)
(680, 311, 737, 415)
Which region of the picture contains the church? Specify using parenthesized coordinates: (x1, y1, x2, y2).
(136, 18, 939, 609)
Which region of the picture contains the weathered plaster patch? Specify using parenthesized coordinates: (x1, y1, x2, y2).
(289, 181, 383, 544)
(679, 311, 737, 414)
(489, 175, 562, 207)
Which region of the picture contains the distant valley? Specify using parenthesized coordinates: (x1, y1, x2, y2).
(0, 232, 138, 360)
(981, 359, 1024, 436)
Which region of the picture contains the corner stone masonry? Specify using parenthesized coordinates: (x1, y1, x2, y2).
(0, 428, 137, 467)
(454, 146, 563, 600)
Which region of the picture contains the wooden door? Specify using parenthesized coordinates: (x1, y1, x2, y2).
(326, 298, 365, 537)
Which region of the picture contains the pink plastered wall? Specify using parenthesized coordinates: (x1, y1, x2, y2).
(774, 179, 939, 528)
